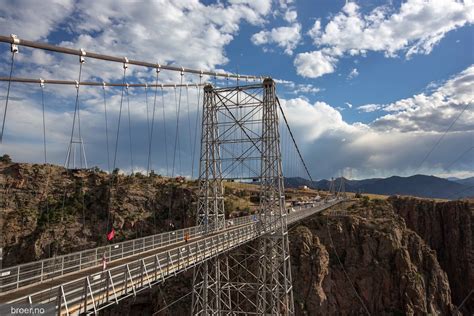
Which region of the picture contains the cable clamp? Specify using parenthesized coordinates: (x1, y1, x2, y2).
(160, 84, 164, 89)
(102, 82, 106, 88)
(156, 64, 161, 73)
(39, 78, 45, 88)
(144, 83, 148, 89)
(123, 57, 129, 69)
(78, 48, 86, 63)
(125, 83, 129, 90)
(180, 67, 184, 76)
(199, 70, 203, 78)
(75, 80, 79, 89)
(10, 34, 19, 53)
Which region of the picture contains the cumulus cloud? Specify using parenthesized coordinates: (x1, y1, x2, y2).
(280, 65, 474, 179)
(0, 0, 274, 86)
(251, 23, 301, 55)
(294, 50, 336, 78)
(365, 65, 474, 132)
(295, 0, 474, 78)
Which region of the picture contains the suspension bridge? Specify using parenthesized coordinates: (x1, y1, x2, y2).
(0, 34, 347, 315)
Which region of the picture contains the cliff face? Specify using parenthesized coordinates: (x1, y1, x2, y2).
(389, 196, 474, 315)
(290, 200, 458, 316)
(0, 162, 196, 266)
(1, 162, 464, 315)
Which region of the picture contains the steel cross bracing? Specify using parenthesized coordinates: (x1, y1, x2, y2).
(191, 79, 294, 315)
(0, 200, 343, 315)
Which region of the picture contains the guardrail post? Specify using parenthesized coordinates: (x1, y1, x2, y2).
(39, 261, 44, 282)
(17, 266, 20, 289)
(61, 256, 65, 276)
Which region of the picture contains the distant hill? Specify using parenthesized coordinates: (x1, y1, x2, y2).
(285, 175, 474, 199)
(448, 176, 474, 187)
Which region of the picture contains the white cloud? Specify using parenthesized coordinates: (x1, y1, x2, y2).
(251, 23, 301, 55)
(0, 0, 75, 40)
(279, 65, 474, 178)
(284, 9, 298, 23)
(293, 50, 336, 78)
(369, 65, 474, 132)
(358, 104, 382, 113)
(295, 0, 474, 78)
(347, 68, 359, 79)
(0, 0, 275, 87)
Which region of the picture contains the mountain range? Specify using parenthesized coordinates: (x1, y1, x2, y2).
(285, 175, 474, 199)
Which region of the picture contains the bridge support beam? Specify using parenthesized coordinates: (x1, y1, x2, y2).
(191, 79, 294, 315)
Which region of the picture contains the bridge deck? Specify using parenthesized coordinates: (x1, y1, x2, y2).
(0, 200, 343, 315)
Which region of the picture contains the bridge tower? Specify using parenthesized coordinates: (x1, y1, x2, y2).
(192, 78, 294, 315)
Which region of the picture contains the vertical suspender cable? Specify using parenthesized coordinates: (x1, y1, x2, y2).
(65, 62, 84, 168)
(161, 87, 169, 176)
(171, 72, 184, 177)
(125, 84, 134, 174)
(40, 80, 47, 164)
(102, 83, 111, 173)
(145, 83, 150, 142)
(185, 85, 193, 176)
(191, 75, 203, 179)
(113, 62, 128, 171)
(147, 68, 160, 175)
(40, 80, 51, 257)
(0, 45, 17, 143)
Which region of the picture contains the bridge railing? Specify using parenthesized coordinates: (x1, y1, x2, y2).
(0, 214, 257, 293)
(7, 222, 261, 314)
(0, 200, 338, 294)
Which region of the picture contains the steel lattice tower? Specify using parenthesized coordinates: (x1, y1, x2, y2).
(192, 78, 294, 315)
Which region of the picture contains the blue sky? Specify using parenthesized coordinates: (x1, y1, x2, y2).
(0, 0, 473, 180)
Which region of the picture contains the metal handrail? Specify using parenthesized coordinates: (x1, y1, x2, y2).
(0, 200, 343, 295)
(0, 214, 256, 292)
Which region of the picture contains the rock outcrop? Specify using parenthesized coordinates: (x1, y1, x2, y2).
(291, 200, 459, 315)
(389, 196, 474, 315)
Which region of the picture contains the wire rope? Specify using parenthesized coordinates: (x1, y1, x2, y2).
(0, 51, 16, 143)
(191, 76, 203, 179)
(102, 84, 111, 173)
(161, 87, 169, 176)
(125, 84, 134, 174)
(147, 70, 160, 175)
